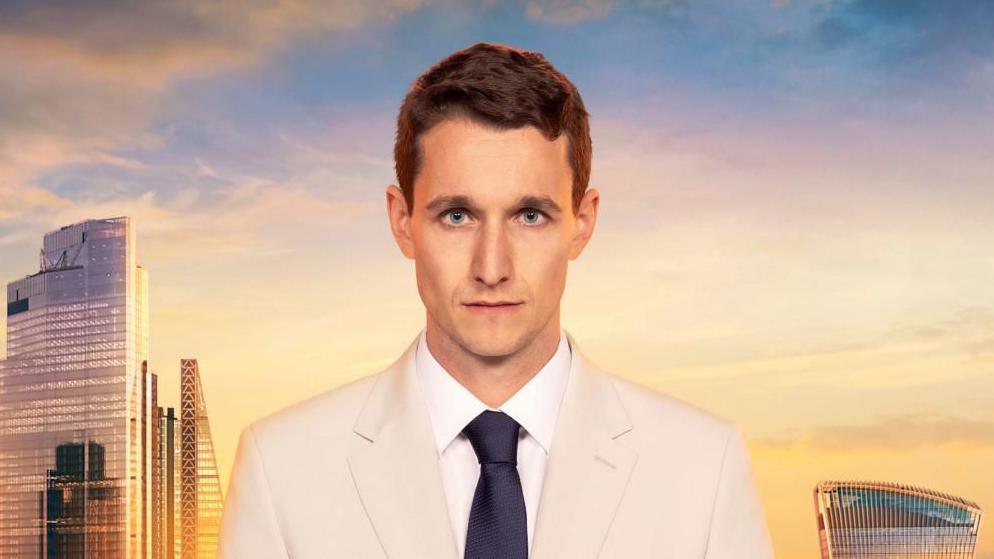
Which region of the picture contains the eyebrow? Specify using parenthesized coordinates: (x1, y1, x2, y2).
(424, 194, 563, 215)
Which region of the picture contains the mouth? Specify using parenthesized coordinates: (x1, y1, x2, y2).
(462, 301, 524, 314)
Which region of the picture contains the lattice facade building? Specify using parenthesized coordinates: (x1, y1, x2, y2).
(814, 480, 983, 558)
(179, 359, 223, 559)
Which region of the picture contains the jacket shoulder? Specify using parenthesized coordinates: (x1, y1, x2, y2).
(246, 371, 382, 447)
(589, 369, 772, 557)
(603, 369, 736, 448)
(220, 370, 391, 557)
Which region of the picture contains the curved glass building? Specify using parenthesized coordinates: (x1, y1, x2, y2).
(814, 480, 983, 558)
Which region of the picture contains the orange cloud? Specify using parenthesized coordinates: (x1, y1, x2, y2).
(0, 1, 427, 84)
(756, 413, 994, 451)
(0, 0, 425, 231)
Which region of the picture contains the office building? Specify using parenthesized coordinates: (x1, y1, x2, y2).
(814, 480, 983, 558)
(154, 406, 181, 559)
(179, 359, 223, 559)
(0, 217, 153, 557)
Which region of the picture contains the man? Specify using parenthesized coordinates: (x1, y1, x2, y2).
(218, 42, 774, 558)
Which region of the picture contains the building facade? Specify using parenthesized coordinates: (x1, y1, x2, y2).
(0, 217, 153, 557)
(814, 480, 983, 558)
(153, 406, 181, 559)
(178, 359, 223, 559)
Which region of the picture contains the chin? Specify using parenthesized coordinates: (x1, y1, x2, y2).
(459, 328, 525, 358)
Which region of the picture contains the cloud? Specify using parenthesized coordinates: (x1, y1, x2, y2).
(524, 0, 618, 24)
(0, 34, 161, 221)
(884, 306, 994, 365)
(0, 185, 69, 222)
(9, 170, 383, 265)
(0, 0, 427, 84)
(0, 0, 424, 230)
(811, 0, 994, 73)
(757, 413, 994, 451)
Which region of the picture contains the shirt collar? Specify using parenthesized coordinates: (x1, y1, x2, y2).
(414, 327, 572, 456)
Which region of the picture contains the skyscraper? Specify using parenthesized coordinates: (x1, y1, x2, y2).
(154, 406, 180, 559)
(814, 480, 983, 558)
(179, 359, 223, 559)
(0, 217, 153, 558)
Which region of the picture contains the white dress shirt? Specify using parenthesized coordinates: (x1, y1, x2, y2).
(414, 328, 572, 557)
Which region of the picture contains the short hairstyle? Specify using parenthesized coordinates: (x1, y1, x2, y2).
(394, 42, 591, 215)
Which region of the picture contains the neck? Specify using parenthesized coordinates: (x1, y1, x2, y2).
(425, 314, 562, 409)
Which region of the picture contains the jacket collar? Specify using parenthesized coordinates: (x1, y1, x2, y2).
(348, 328, 637, 559)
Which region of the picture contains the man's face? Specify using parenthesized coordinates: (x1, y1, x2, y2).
(387, 116, 598, 358)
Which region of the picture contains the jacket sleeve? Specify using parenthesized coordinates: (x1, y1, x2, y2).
(217, 425, 290, 559)
(703, 426, 775, 559)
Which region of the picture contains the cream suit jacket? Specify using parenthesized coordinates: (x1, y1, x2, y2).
(217, 329, 775, 558)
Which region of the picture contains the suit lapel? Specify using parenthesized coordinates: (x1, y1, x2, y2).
(347, 333, 459, 559)
(530, 330, 639, 559)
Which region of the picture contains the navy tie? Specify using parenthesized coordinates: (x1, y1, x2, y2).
(462, 410, 528, 559)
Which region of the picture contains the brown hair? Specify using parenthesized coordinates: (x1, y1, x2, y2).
(394, 42, 591, 215)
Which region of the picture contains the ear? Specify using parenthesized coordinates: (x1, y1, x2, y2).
(568, 187, 599, 260)
(386, 184, 415, 259)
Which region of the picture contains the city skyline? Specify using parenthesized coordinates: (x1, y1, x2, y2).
(0, 217, 224, 558)
(1, 2, 993, 557)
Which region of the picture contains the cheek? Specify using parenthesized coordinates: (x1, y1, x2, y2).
(414, 232, 466, 302)
(516, 236, 569, 291)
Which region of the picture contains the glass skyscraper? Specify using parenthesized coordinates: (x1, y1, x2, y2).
(0, 217, 153, 558)
(814, 480, 983, 558)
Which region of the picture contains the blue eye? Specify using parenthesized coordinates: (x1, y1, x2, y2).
(520, 209, 546, 225)
(442, 209, 469, 226)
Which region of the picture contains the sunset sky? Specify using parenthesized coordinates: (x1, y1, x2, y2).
(2, 1, 993, 557)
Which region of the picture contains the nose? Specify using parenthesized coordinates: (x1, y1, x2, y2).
(470, 219, 513, 287)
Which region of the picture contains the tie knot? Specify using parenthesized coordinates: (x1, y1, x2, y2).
(462, 410, 521, 464)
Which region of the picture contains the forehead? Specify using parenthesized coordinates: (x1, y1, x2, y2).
(414, 117, 571, 206)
